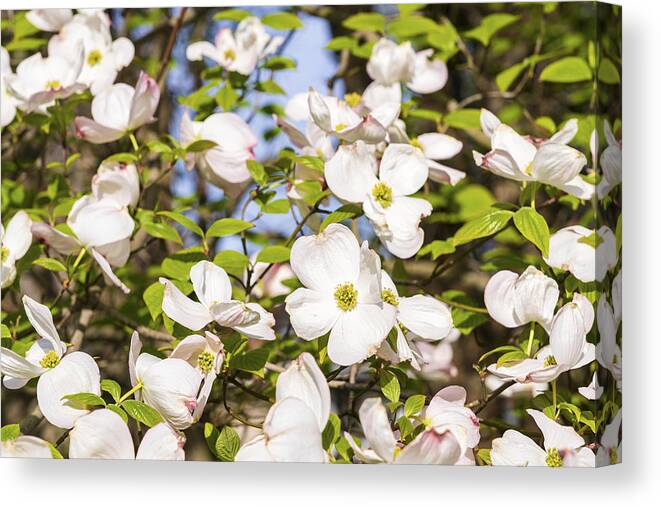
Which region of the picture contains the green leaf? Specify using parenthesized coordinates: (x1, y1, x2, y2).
(320, 204, 363, 231)
(263, 56, 296, 70)
(213, 8, 251, 21)
(104, 152, 139, 164)
(143, 221, 182, 244)
(143, 282, 165, 320)
(247, 160, 268, 186)
(479, 345, 524, 364)
(380, 370, 401, 403)
(6, 37, 47, 51)
(397, 415, 415, 439)
(121, 400, 163, 427)
(513, 207, 550, 256)
(231, 348, 270, 373)
(464, 13, 519, 46)
(496, 349, 528, 367)
(398, 4, 426, 15)
(61, 392, 107, 410)
(216, 82, 239, 111)
(322, 413, 342, 450)
(262, 12, 303, 30)
(101, 379, 122, 403)
(256, 80, 286, 95)
(540, 57, 592, 83)
(443, 108, 482, 130)
(1, 324, 10, 338)
(262, 199, 291, 214)
(577, 230, 603, 248)
(106, 404, 129, 423)
(214, 250, 249, 276)
(453, 210, 514, 246)
(256, 245, 291, 264)
(598, 58, 620, 84)
(387, 16, 440, 39)
(404, 394, 426, 417)
(417, 239, 456, 260)
(215, 426, 241, 461)
(342, 12, 386, 33)
(32, 257, 67, 272)
(158, 211, 204, 237)
(1, 424, 20, 442)
(185, 139, 218, 153)
(326, 36, 356, 51)
(204, 422, 221, 458)
(476, 448, 492, 465)
(206, 218, 254, 238)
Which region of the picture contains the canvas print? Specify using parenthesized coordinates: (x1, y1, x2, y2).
(0, 2, 621, 466)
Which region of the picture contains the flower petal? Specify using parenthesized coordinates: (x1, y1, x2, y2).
(490, 429, 546, 466)
(190, 260, 232, 308)
(379, 144, 429, 196)
(531, 143, 587, 186)
(484, 270, 521, 328)
(128, 71, 159, 129)
(396, 428, 461, 465)
(159, 278, 212, 331)
(358, 397, 396, 462)
(1, 346, 45, 388)
(136, 423, 186, 460)
(417, 133, 462, 160)
(69, 409, 135, 459)
(285, 288, 339, 340)
(398, 295, 453, 341)
(231, 302, 276, 341)
(4, 211, 32, 259)
(527, 409, 584, 451)
(324, 141, 378, 203)
(407, 50, 448, 94)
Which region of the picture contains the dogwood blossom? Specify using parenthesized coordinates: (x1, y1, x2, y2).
(1, 434, 56, 458)
(26, 9, 74, 32)
(578, 372, 604, 400)
(544, 225, 617, 282)
(596, 294, 622, 388)
(417, 340, 458, 380)
(48, 10, 134, 94)
(180, 112, 257, 196)
(0, 296, 100, 429)
(1, 210, 32, 288)
(346, 396, 462, 465)
(187, 16, 282, 75)
(491, 409, 595, 467)
(596, 409, 621, 466)
(484, 266, 559, 332)
(69, 409, 185, 460)
(160, 260, 275, 339)
(597, 121, 622, 199)
(325, 142, 432, 258)
(473, 109, 594, 199)
(285, 223, 396, 365)
(129, 332, 205, 430)
(75, 71, 160, 143)
(488, 294, 595, 383)
(1, 48, 19, 127)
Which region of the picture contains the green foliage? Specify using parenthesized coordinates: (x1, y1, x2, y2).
(121, 400, 163, 427)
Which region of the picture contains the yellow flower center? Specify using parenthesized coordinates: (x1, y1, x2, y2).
(334, 123, 348, 132)
(334, 282, 358, 312)
(382, 289, 399, 306)
(545, 448, 563, 467)
(86, 49, 103, 67)
(344, 92, 361, 108)
(372, 182, 393, 208)
(39, 350, 60, 369)
(1, 246, 9, 262)
(45, 80, 61, 91)
(410, 137, 424, 152)
(224, 49, 236, 61)
(197, 351, 215, 374)
(544, 355, 557, 367)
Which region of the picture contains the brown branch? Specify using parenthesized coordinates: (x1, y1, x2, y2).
(155, 7, 189, 85)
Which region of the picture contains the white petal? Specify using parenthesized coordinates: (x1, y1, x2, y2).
(69, 409, 135, 459)
(1, 346, 45, 387)
(186, 41, 219, 62)
(558, 175, 595, 200)
(190, 260, 232, 308)
(324, 141, 378, 203)
(276, 352, 330, 431)
(548, 119, 578, 145)
(30, 222, 80, 255)
(200, 113, 257, 151)
(490, 430, 546, 466)
(26, 9, 73, 31)
(75, 116, 124, 144)
(37, 352, 101, 429)
(362, 82, 402, 112)
(92, 161, 140, 208)
(480, 108, 501, 138)
(1, 435, 54, 458)
(527, 409, 584, 451)
(578, 372, 603, 400)
(544, 225, 596, 283)
(159, 278, 212, 331)
(417, 133, 462, 160)
(484, 270, 521, 328)
(512, 266, 559, 330)
(307, 87, 332, 132)
(4, 211, 32, 259)
(111, 37, 135, 69)
(396, 428, 461, 465)
(397, 295, 453, 341)
(531, 143, 587, 186)
(90, 247, 131, 294)
(231, 302, 276, 341)
(136, 423, 185, 460)
(355, 241, 384, 305)
(128, 331, 141, 391)
(285, 288, 339, 340)
(407, 49, 447, 94)
(22, 295, 65, 355)
(67, 196, 134, 247)
(612, 270, 622, 325)
(549, 300, 589, 367)
(128, 71, 160, 129)
(358, 398, 396, 462)
(289, 223, 360, 291)
(379, 144, 429, 196)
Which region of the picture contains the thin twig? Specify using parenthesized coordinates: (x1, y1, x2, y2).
(156, 7, 189, 84)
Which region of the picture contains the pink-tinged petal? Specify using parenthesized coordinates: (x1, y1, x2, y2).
(358, 398, 396, 462)
(285, 288, 339, 340)
(526, 409, 584, 451)
(69, 409, 135, 460)
(397, 428, 461, 465)
(128, 72, 159, 129)
(37, 352, 101, 429)
(74, 116, 124, 143)
(159, 278, 212, 331)
(136, 423, 185, 460)
(484, 270, 521, 328)
(31, 222, 80, 254)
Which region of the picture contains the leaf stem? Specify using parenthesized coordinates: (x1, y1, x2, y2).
(118, 382, 143, 404)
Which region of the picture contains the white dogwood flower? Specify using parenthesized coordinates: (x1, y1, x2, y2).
(307, 87, 399, 144)
(596, 409, 621, 466)
(75, 71, 160, 143)
(578, 372, 604, 400)
(1, 47, 20, 128)
(1, 210, 32, 288)
(484, 266, 559, 332)
(6, 46, 86, 113)
(346, 396, 462, 465)
(160, 260, 275, 340)
(544, 225, 617, 283)
(285, 223, 396, 365)
(129, 332, 205, 430)
(275, 352, 330, 431)
(485, 374, 548, 398)
(488, 294, 595, 383)
(171, 332, 224, 376)
(1, 434, 56, 458)
(596, 294, 622, 388)
(418, 340, 458, 380)
(0, 296, 100, 429)
(388, 119, 466, 185)
(325, 141, 432, 258)
(491, 409, 595, 467)
(366, 38, 448, 101)
(91, 160, 140, 208)
(473, 110, 593, 199)
(31, 193, 134, 294)
(187, 16, 282, 75)
(596, 120, 622, 199)
(48, 11, 134, 94)
(26, 9, 74, 32)
(377, 270, 453, 369)
(180, 112, 257, 196)
(69, 408, 185, 460)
